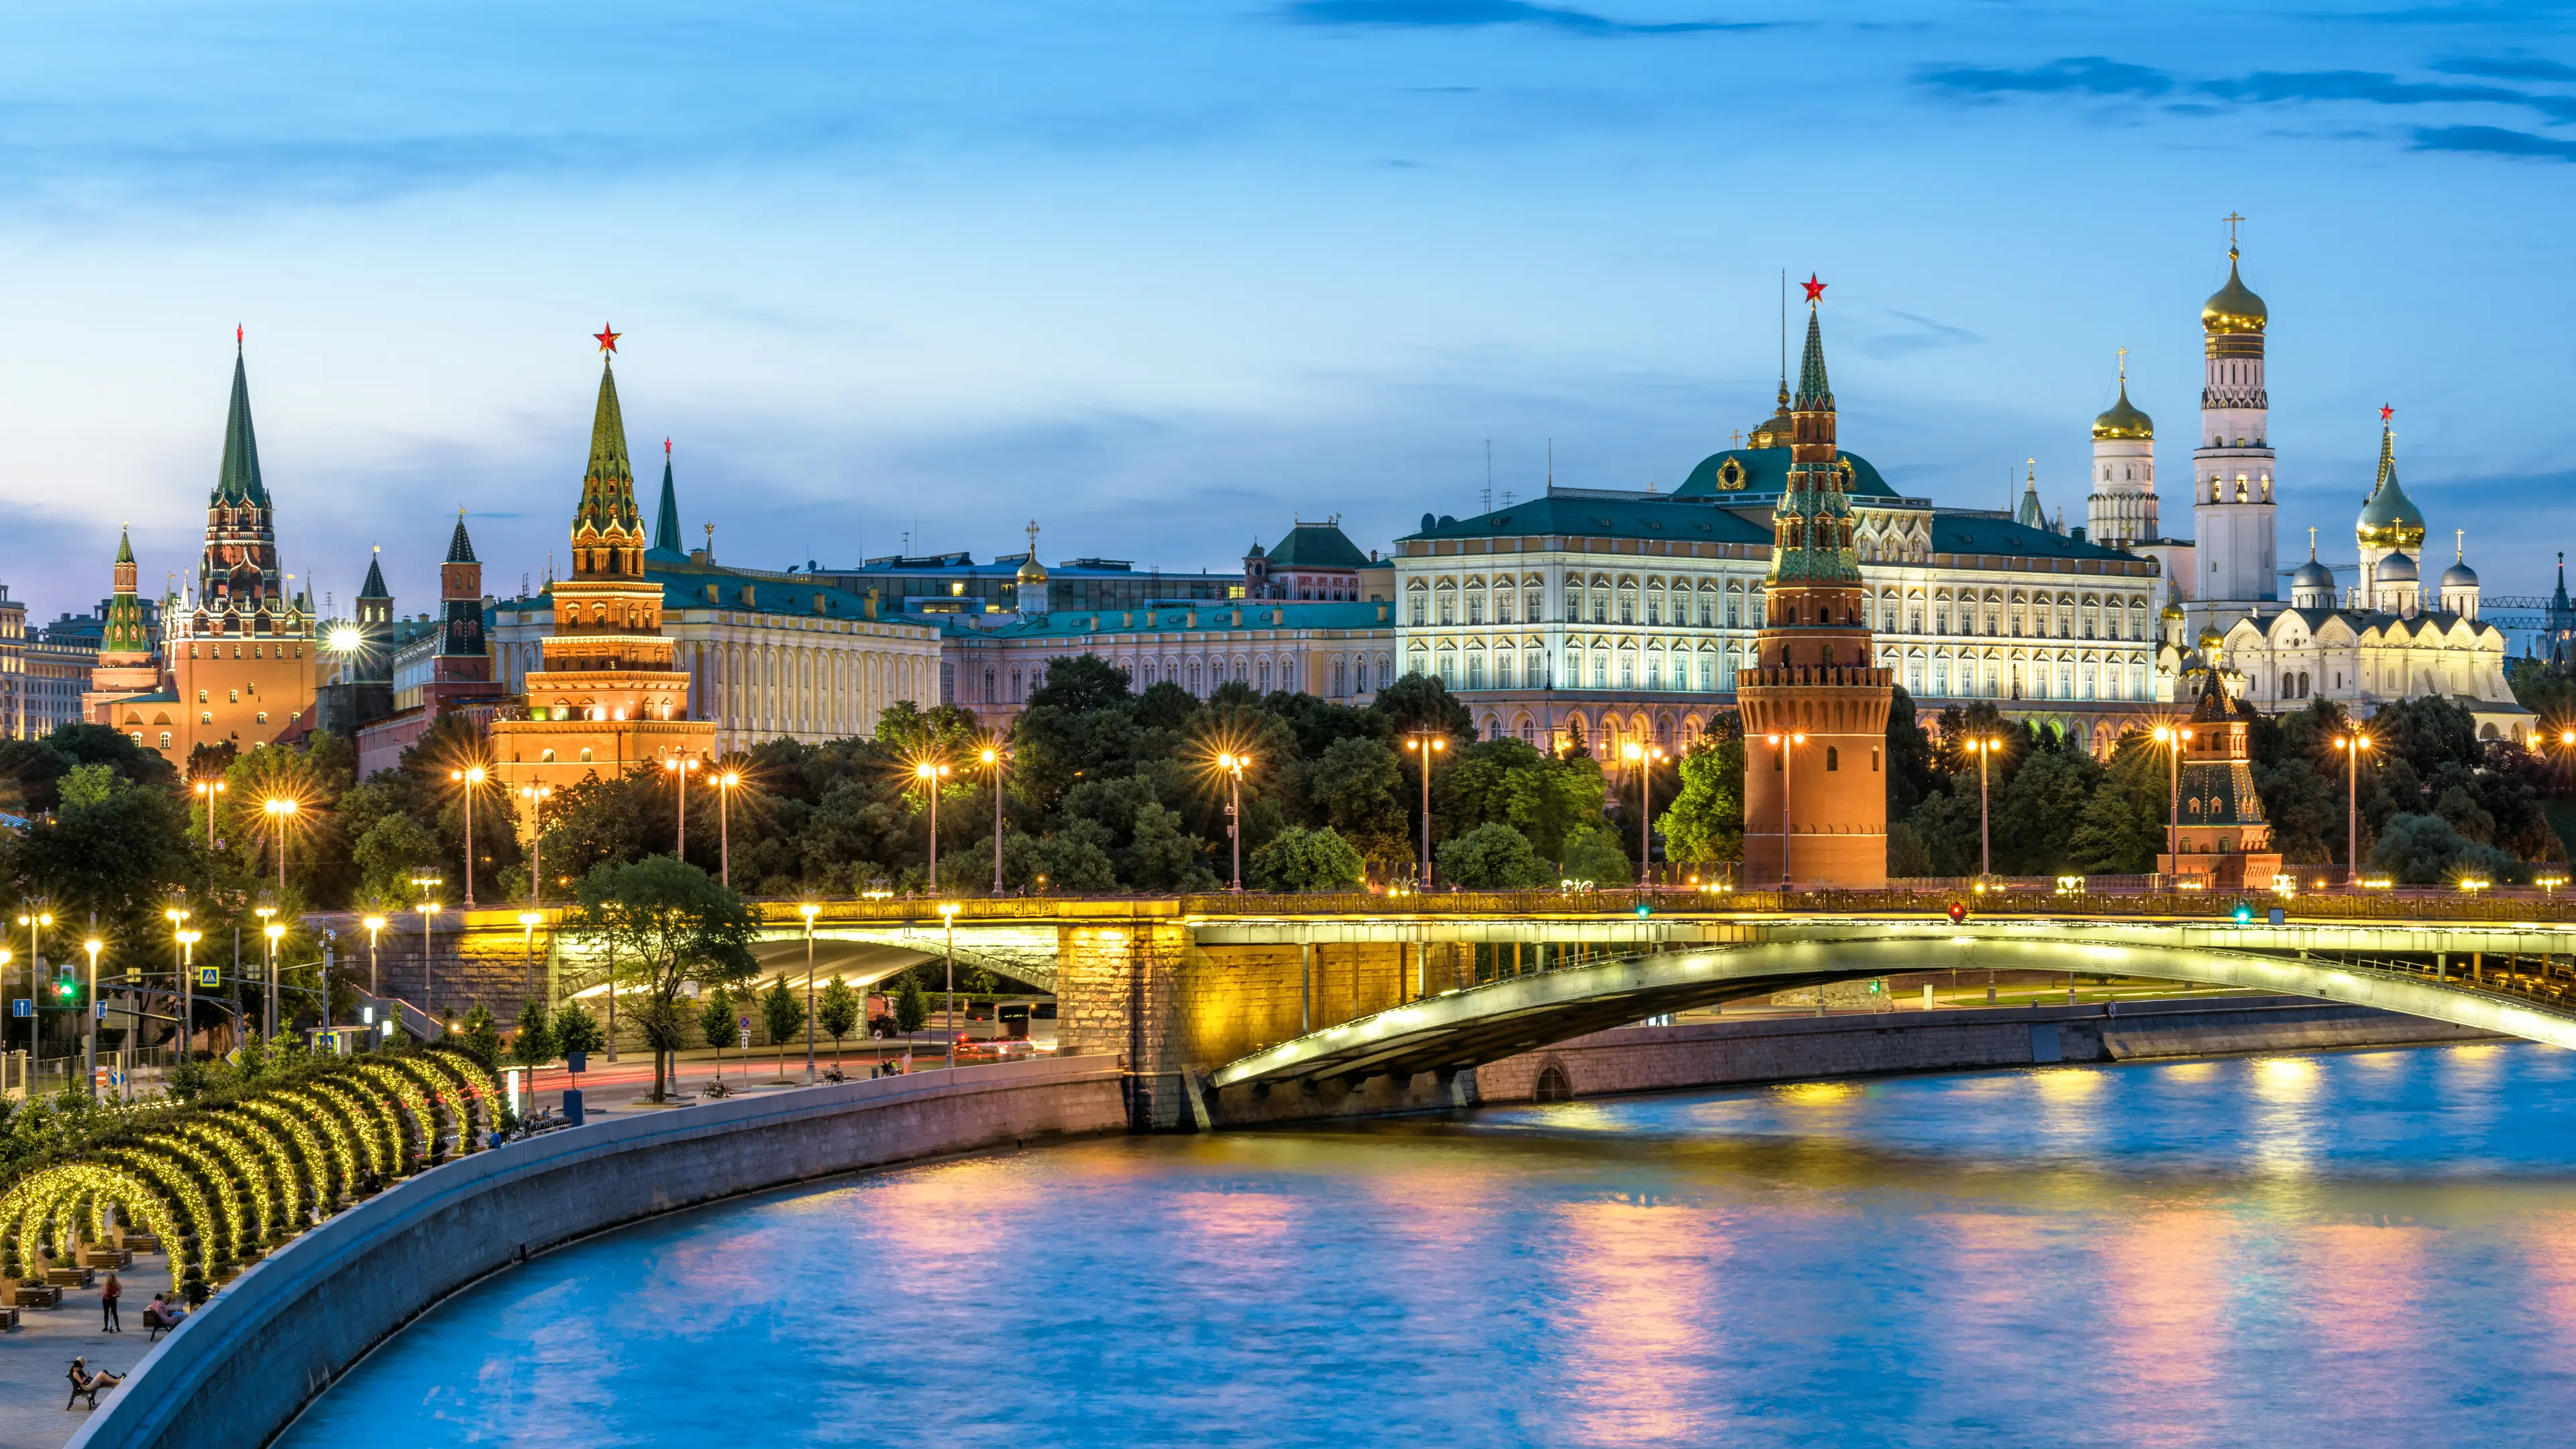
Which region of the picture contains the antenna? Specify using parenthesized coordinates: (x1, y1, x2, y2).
(1547, 439, 1554, 492)
(1778, 268, 1787, 390)
(1483, 439, 1493, 515)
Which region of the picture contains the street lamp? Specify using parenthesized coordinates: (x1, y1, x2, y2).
(2332, 729, 2374, 889)
(193, 778, 225, 851)
(799, 902, 821, 1083)
(262, 921, 284, 1040)
(1214, 751, 1252, 891)
(517, 784, 555, 904)
(979, 747, 1008, 895)
(413, 895, 440, 1012)
(1764, 733, 1807, 891)
(447, 765, 488, 908)
(914, 758, 952, 889)
(82, 937, 101, 1101)
(165, 906, 190, 1063)
(518, 911, 543, 1015)
(16, 909, 48, 1079)
(661, 752, 700, 865)
(2151, 724, 2192, 888)
(1400, 732, 1448, 887)
(360, 913, 386, 1004)
(174, 932, 199, 1061)
(714, 767, 742, 889)
(262, 797, 298, 892)
(1621, 740, 1667, 887)
(937, 901, 961, 1071)
(1962, 736, 2004, 881)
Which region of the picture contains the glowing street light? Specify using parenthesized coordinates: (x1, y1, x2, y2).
(361, 914, 386, 1000)
(262, 796, 299, 891)
(82, 937, 102, 1100)
(714, 766, 743, 889)
(938, 901, 960, 1071)
(174, 931, 200, 1061)
(978, 747, 1008, 895)
(411, 888, 442, 1012)
(165, 906, 191, 1061)
(192, 777, 225, 851)
(262, 920, 285, 1040)
(661, 752, 700, 866)
(2332, 729, 2374, 889)
(15, 908, 48, 1079)
(914, 757, 952, 888)
(517, 783, 555, 904)
(1962, 735, 2004, 882)
(1401, 732, 1448, 888)
(1620, 740, 1667, 888)
(799, 902, 821, 1083)
(2151, 724, 2194, 888)
(448, 764, 488, 908)
(1214, 750, 1252, 892)
(1764, 733, 1807, 891)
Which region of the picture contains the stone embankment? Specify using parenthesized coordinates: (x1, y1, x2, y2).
(63, 1057, 1124, 1449)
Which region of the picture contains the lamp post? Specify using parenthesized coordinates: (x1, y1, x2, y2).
(661, 752, 699, 865)
(252, 906, 277, 1038)
(517, 784, 554, 904)
(2334, 729, 2374, 888)
(2151, 725, 2192, 887)
(979, 747, 1008, 894)
(262, 922, 284, 1040)
(1964, 736, 2003, 882)
(413, 896, 440, 1012)
(518, 911, 542, 1017)
(17, 909, 47, 1081)
(262, 797, 297, 892)
(714, 767, 741, 889)
(82, 937, 101, 1101)
(1621, 740, 1667, 887)
(361, 914, 386, 1001)
(1764, 733, 1806, 891)
(1215, 751, 1251, 891)
(914, 759, 951, 889)
(174, 933, 198, 1061)
(164, 906, 188, 1062)
(1401, 732, 1447, 886)
(447, 765, 486, 908)
(938, 902, 959, 1071)
(799, 902, 820, 1083)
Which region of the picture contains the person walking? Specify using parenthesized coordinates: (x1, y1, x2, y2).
(100, 1271, 121, 1332)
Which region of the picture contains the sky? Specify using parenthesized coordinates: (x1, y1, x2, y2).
(5, 0, 2576, 623)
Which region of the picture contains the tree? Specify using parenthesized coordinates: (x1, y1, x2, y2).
(2369, 812, 2525, 885)
(1436, 822, 1550, 890)
(1658, 731, 1743, 871)
(510, 998, 555, 1069)
(761, 977, 807, 1080)
(1369, 673, 1475, 742)
(1884, 689, 1941, 822)
(818, 976, 859, 1067)
(453, 1003, 503, 1069)
(1560, 825, 1629, 884)
(2068, 737, 2169, 873)
(1022, 654, 1133, 715)
(700, 983, 737, 1081)
(1249, 826, 1367, 892)
(1990, 745, 2103, 875)
(551, 1002, 606, 1059)
(569, 856, 761, 1100)
(894, 974, 929, 1037)
(1306, 737, 1410, 867)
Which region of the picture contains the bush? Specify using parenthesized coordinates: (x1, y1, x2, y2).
(1249, 825, 1367, 892)
(699, 984, 737, 1055)
(552, 1002, 606, 1058)
(2368, 812, 2527, 885)
(511, 999, 555, 1069)
(1435, 821, 1550, 890)
(451, 1006, 504, 1069)
(895, 975, 929, 1034)
(1560, 825, 1631, 884)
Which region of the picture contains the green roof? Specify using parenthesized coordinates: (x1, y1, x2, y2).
(1794, 304, 1833, 412)
(1672, 445, 1899, 500)
(574, 360, 640, 536)
(945, 600, 1389, 641)
(1259, 522, 1371, 569)
(2357, 423, 2424, 537)
(1925, 513, 2133, 560)
(653, 456, 683, 553)
(213, 349, 267, 506)
(1401, 494, 1774, 545)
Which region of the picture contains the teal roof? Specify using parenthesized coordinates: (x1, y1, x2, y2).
(1794, 305, 1833, 412)
(1672, 446, 1900, 500)
(1925, 513, 2132, 561)
(1402, 494, 1773, 544)
(1258, 522, 1371, 569)
(653, 457, 683, 554)
(213, 348, 268, 506)
(944, 600, 1389, 641)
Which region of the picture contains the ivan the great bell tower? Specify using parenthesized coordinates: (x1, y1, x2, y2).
(1736, 278, 1893, 890)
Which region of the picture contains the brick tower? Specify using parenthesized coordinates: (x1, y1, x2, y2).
(423, 511, 496, 712)
(1737, 280, 1893, 889)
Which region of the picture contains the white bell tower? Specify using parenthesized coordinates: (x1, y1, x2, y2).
(2190, 217, 2277, 609)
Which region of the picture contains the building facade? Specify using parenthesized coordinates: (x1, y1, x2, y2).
(941, 599, 1394, 729)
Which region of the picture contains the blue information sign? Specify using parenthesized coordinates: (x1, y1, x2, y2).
(198, 966, 219, 988)
(9, 999, 26, 1018)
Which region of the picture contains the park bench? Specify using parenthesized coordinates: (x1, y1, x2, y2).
(84, 1247, 133, 1270)
(119, 1233, 161, 1254)
(14, 1283, 63, 1308)
(0, 1303, 20, 1330)
(46, 1266, 95, 1289)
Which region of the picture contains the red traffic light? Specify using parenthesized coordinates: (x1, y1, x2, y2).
(1946, 902, 1967, 924)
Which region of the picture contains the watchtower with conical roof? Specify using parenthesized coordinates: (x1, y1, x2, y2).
(494, 335, 714, 791)
(85, 527, 163, 708)
(1737, 282, 1893, 889)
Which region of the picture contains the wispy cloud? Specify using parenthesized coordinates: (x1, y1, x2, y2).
(1862, 308, 1983, 361)
(2198, 68, 2576, 119)
(1915, 56, 2576, 129)
(1912, 56, 2171, 99)
(2414, 123, 2576, 158)
(1282, 1, 1763, 34)
(2435, 56, 2576, 82)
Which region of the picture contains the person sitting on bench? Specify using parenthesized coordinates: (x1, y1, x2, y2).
(142, 1294, 184, 1340)
(66, 1358, 122, 1408)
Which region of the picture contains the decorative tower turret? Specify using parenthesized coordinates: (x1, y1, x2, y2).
(1016, 520, 1051, 614)
(2158, 669, 2283, 890)
(350, 547, 394, 683)
(424, 511, 496, 711)
(1737, 278, 1893, 890)
(2086, 350, 2157, 550)
(2190, 219, 2277, 606)
(2355, 407, 2426, 612)
(88, 527, 160, 699)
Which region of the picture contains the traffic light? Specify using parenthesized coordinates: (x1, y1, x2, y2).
(1633, 902, 1653, 918)
(2231, 902, 2253, 926)
(1946, 902, 1968, 924)
(54, 965, 76, 1000)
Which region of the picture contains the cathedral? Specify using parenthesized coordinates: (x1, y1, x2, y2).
(2084, 233, 2531, 743)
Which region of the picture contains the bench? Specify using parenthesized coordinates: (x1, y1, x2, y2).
(14, 1283, 63, 1308)
(45, 1266, 95, 1289)
(119, 1234, 161, 1254)
(0, 1304, 19, 1331)
(83, 1248, 133, 1270)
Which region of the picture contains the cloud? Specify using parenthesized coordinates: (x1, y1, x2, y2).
(1281, 1, 1761, 34)
(1912, 57, 2172, 99)
(2413, 123, 2576, 159)
(2436, 56, 2576, 82)
(1862, 309, 1983, 361)
(2196, 68, 2576, 119)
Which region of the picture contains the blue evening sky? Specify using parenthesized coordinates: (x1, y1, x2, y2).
(3, 1, 2573, 619)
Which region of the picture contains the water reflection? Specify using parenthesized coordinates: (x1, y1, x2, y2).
(284, 1042, 2576, 1448)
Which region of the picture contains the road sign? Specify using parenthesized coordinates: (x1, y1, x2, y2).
(95, 1002, 107, 1020)
(737, 1024, 751, 1049)
(198, 965, 219, 988)
(9, 999, 26, 1018)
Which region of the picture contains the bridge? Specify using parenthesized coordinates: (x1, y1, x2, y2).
(399, 889, 2576, 1126)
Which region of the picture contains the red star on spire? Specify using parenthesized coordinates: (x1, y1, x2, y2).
(235, 324, 243, 347)
(594, 323, 621, 354)
(1802, 274, 1827, 304)
(664, 437, 672, 455)
(2378, 403, 2394, 423)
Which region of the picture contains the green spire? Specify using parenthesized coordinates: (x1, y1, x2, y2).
(1792, 305, 1833, 412)
(115, 526, 133, 565)
(574, 358, 640, 535)
(653, 451, 682, 553)
(213, 348, 267, 506)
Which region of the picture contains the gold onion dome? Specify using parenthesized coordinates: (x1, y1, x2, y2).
(2161, 596, 2185, 621)
(2201, 253, 2268, 335)
(2196, 623, 2224, 650)
(2092, 381, 2154, 441)
(2356, 421, 2426, 551)
(1016, 555, 1049, 583)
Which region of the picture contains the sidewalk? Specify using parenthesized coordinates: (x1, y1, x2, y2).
(1, 1255, 174, 1449)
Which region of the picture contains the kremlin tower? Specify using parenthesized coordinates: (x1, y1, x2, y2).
(1736, 280, 1894, 890)
(2355, 412, 2427, 614)
(492, 328, 714, 790)
(2188, 226, 2277, 610)
(2085, 354, 2156, 550)
(81, 527, 167, 735)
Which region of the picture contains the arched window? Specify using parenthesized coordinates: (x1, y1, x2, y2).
(1825, 745, 1840, 771)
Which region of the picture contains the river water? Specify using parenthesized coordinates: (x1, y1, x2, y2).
(284, 1041, 2576, 1447)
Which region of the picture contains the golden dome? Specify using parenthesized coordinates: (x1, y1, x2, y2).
(1016, 555, 1049, 584)
(2161, 596, 2184, 621)
(2092, 381, 2153, 441)
(2202, 253, 2267, 335)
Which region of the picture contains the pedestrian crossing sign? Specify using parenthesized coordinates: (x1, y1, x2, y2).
(198, 966, 219, 988)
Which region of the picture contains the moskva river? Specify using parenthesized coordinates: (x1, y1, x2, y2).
(286, 1042, 2576, 1447)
